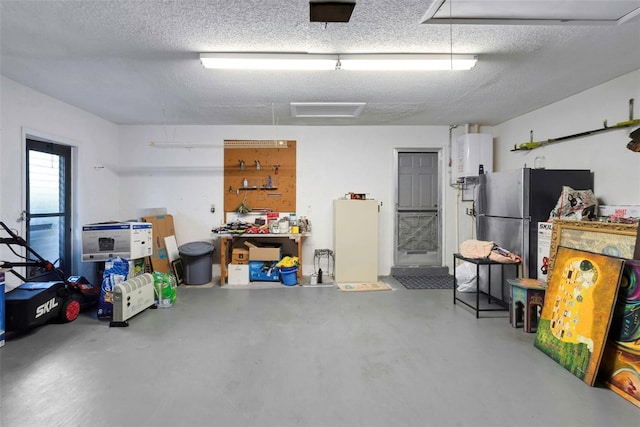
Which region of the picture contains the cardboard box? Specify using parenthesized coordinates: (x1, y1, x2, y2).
(245, 242, 281, 261)
(141, 214, 175, 273)
(227, 264, 249, 285)
(232, 248, 249, 264)
(82, 222, 152, 262)
(537, 222, 553, 281)
(345, 193, 367, 200)
(249, 261, 280, 282)
(598, 205, 640, 219)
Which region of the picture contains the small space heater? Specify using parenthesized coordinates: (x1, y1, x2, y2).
(110, 273, 155, 327)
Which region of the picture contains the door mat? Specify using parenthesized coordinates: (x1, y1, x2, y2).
(337, 281, 392, 292)
(393, 275, 454, 289)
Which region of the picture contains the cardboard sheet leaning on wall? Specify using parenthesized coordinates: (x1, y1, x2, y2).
(141, 214, 175, 274)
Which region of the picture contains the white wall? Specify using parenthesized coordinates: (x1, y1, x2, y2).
(4, 69, 637, 284)
(493, 70, 640, 205)
(0, 77, 121, 282)
(117, 125, 463, 276)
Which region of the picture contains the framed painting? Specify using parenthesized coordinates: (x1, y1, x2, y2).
(171, 259, 184, 285)
(534, 246, 625, 386)
(547, 220, 638, 281)
(599, 259, 640, 407)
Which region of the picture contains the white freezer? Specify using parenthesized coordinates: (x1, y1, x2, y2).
(333, 199, 379, 283)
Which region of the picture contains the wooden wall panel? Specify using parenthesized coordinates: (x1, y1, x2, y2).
(224, 141, 296, 214)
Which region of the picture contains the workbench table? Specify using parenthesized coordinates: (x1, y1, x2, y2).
(216, 233, 310, 285)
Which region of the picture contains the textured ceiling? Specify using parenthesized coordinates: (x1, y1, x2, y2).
(1, 0, 639, 126)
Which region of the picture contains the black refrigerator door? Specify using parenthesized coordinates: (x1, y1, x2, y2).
(526, 169, 593, 278)
(528, 169, 593, 222)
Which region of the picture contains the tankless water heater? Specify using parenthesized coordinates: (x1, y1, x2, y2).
(456, 133, 493, 178)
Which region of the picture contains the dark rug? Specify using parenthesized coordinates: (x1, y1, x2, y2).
(393, 275, 454, 290)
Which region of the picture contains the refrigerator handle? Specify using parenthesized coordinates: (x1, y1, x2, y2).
(475, 176, 485, 215)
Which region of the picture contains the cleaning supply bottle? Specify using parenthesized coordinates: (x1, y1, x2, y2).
(243, 177, 248, 188)
(317, 268, 323, 284)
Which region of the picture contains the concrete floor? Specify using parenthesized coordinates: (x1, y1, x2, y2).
(1, 278, 638, 427)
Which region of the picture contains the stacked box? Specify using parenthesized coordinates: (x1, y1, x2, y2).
(227, 264, 249, 285)
(598, 205, 640, 220)
(244, 241, 282, 261)
(232, 248, 249, 264)
(82, 222, 152, 261)
(249, 261, 280, 282)
(249, 246, 282, 261)
(537, 222, 553, 281)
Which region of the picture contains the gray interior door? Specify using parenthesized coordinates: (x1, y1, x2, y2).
(395, 151, 441, 266)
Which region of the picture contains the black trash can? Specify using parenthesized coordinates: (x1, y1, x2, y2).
(178, 241, 215, 285)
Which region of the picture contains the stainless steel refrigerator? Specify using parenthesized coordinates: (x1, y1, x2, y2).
(476, 168, 593, 291)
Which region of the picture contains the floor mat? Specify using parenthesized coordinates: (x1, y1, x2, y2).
(337, 281, 392, 292)
(393, 275, 454, 289)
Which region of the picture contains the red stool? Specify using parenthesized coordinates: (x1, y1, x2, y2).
(508, 278, 547, 333)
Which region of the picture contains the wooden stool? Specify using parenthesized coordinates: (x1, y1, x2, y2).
(508, 278, 547, 333)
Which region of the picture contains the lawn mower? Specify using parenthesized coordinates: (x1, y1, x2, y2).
(1, 221, 100, 332)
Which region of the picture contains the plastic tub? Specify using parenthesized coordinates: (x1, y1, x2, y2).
(280, 267, 298, 286)
(178, 241, 215, 285)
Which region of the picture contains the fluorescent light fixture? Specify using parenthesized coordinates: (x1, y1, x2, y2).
(200, 53, 336, 70)
(200, 53, 477, 71)
(338, 54, 477, 70)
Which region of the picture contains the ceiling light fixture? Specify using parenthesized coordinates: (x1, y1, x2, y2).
(200, 53, 336, 70)
(199, 53, 478, 71)
(340, 54, 477, 70)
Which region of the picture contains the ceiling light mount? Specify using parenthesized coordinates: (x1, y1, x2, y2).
(310, 1, 356, 23)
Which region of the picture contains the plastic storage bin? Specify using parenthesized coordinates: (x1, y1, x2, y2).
(178, 241, 215, 285)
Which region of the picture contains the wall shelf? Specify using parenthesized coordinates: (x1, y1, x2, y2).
(224, 141, 296, 213)
(116, 166, 222, 176)
(239, 186, 278, 190)
(511, 119, 640, 152)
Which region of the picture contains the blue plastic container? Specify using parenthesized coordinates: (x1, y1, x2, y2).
(280, 267, 298, 286)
